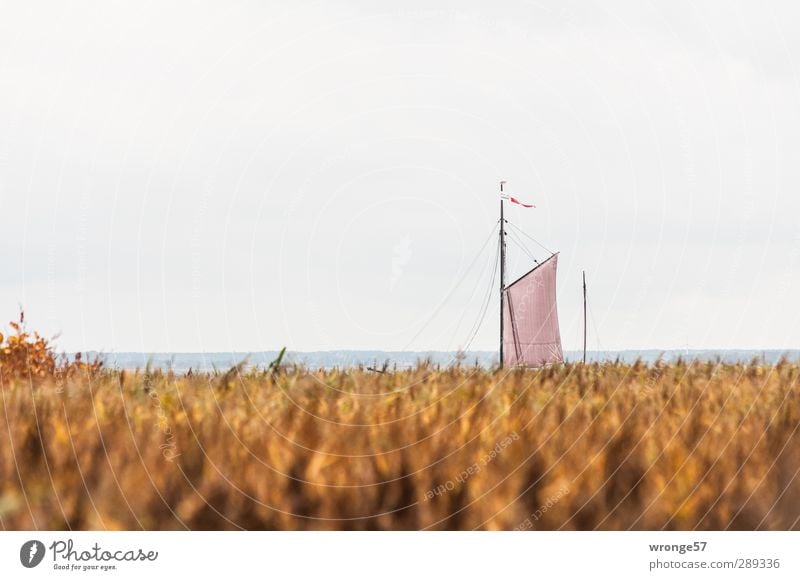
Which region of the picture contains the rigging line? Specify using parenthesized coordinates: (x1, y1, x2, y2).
(447, 231, 499, 346)
(460, 266, 497, 354)
(401, 219, 499, 350)
(452, 235, 498, 356)
(460, 236, 500, 353)
(505, 228, 539, 263)
(505, 220, 556, 255)
(574, 303, 584, 359)
(587, 299, 604, 353)
(506, 292, 523, 362)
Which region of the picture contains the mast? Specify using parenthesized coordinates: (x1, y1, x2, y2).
(499, 181, 507, 367)
(582, 270, 587, 364)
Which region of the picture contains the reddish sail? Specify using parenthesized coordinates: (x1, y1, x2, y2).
(502, 253, 564, 367)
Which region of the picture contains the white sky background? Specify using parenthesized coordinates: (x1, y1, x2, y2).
(1, 0, 799, 353)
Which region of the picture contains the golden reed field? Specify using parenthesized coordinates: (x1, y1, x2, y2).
(1, 318, 800, 530)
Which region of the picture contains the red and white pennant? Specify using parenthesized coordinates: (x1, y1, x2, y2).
(500, 193, 535, 208)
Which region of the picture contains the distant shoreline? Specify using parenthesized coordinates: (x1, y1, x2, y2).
(72, 349, 800, 372)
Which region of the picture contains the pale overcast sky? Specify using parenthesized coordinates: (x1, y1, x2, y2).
(1, 1, 799, 353)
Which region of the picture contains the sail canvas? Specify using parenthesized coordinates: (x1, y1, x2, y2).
(502, 253, 564, 367)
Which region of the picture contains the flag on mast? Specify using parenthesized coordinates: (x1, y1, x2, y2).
(500, 193, 536, 208)
(497, 179, 560, 368)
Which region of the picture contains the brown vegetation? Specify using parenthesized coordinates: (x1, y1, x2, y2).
(0, 312, 102, 382)
(1, 343, 799, 530)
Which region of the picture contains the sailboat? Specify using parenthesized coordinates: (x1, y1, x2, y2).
(498, 181, 564, 367)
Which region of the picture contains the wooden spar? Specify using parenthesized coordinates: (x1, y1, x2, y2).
(499, 180, 507, 368)
(582, 271, 587, 364)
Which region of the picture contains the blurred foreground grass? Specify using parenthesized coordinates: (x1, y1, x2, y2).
(1, 360, 799, 530)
